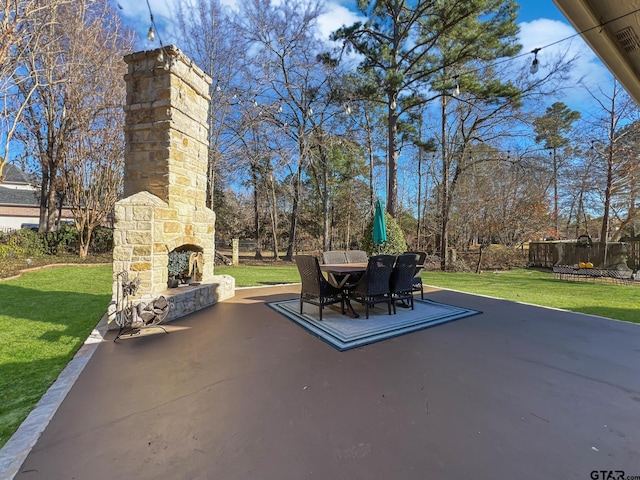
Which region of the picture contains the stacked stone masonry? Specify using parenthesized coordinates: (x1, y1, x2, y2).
(112, 46, 234, 318)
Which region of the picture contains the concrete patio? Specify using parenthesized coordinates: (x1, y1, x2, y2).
(6, 285, 640, 479)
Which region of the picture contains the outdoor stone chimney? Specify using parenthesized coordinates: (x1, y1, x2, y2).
(111, 46, 234, 319)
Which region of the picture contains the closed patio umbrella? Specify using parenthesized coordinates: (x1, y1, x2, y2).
(373, 199, 387, 250)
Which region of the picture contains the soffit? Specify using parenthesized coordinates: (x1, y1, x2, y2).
(553, 0, 640, 105)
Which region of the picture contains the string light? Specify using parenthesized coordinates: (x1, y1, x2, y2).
(452, 76, 460, 97)
(145, 0, 163, 47)
(530, 48, 540, 74)
(445, 6, 640, 85)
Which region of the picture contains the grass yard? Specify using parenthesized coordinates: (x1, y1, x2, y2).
(216, 263, 301, 287)
(423, 268, 640, 324)
(0, 265, 112, 448)
(217, 264, 640, 323)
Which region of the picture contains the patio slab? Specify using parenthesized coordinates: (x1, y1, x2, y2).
(9, 285, 640, 479)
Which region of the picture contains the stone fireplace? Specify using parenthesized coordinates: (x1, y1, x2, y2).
(111, 46, 234, 323)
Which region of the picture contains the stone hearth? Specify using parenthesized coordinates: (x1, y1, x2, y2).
(110, 46, 234, 326)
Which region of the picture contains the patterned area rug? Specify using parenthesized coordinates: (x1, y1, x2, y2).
(267, 297, 481, 351)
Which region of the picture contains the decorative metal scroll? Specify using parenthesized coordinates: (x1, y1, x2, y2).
(114, 271, 173, 341)
(576, 234, 593, 248)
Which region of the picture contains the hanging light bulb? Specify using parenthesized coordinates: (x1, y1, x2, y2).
(253, 99, 258, 107)
(147, 25, 155, 42)
(308, 106, 313, 116)
(278, 103, 283, 113)
(216, 85, 221, 92)
(453, 77, 460, 97)
(345, 104, 351, 115)
(530, 48, 540, 74)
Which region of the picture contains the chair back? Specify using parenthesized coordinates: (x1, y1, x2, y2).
(406, 251, 427, 275)
(322, 250, 347, 264)
(345, 250, 368, 263)
(295, 255, 322, 296)
(358, 254, 396, 296)
(391, 254, 418, 293)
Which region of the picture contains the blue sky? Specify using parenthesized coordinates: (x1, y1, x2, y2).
(115, 0, 614, 114)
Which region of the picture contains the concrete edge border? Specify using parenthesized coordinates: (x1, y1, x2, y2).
(0, 314, 109, 480)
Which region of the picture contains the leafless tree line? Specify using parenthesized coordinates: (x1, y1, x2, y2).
(2, 0, 639, 264)
(1, 0, 134, 257)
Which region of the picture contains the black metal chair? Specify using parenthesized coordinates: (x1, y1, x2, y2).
(346, 254, 395, 319)
(390, 253, 418, 313)
(295, 255, 344, 321)
(345, 250, 368, 263)
(322, 251, 348, 264)
(405, 251, 427, 299)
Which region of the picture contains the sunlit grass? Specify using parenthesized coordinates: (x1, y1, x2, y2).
(424, 268, 640, 323)
(217, 264, 640, 323)
(0, 265, 112, 448)
(216, 264, 301, 287)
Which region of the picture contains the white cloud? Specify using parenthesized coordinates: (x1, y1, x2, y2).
(317, 2, 362, 40)
(518, 18, 613, 110)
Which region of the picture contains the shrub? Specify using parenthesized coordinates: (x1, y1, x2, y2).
(12, 229, 47, 256)
(361, 211, 408, 255)
(90, 226, 113, 253)
(168, 250, 196, 280)
(42, 224, 78, 255)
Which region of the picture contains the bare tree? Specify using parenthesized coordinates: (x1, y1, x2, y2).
(61, 7, 131, 257)
(586, 81, 640, 260)
(12, 0, 132, 232)
(0, 0, 74, 181)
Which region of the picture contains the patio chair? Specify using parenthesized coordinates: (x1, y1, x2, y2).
(322, 250, 348, 264)
(346, 254, 395, 319)
(295, 255, 344, 321)
(405, 251, 427, 299)
(345, 249, 368, 263)
(390, 253, 418, 313)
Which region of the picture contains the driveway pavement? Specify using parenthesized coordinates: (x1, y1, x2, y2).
(6, 285, 640, 479)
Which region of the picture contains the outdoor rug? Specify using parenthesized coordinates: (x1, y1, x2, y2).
(267, 297, 481, 351)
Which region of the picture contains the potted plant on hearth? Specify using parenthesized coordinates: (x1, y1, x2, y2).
(167, 250, 194, 287)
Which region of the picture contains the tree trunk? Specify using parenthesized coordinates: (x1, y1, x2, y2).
(599, 144, 614, 264)
(283, 167, 300, 261)
(251, 163, 263, 260)
(364, 110, 375, 215)
(439, 95, 449, 270)
(268, 173, 279, 261)
(79, 227, 92, 259)
(387, 100, 398, 218)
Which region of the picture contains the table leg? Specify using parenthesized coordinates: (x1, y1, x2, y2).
(342, 292, 359, 318)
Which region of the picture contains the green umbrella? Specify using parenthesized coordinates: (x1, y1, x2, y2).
(373, 199, 387, 248)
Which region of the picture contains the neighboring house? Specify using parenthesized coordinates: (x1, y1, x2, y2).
(0, 164, 72, 231)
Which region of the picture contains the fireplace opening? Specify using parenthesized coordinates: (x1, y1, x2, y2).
(168, 244, 204, 288)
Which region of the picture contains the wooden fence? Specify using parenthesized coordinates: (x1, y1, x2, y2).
(529, 241, 640, 271)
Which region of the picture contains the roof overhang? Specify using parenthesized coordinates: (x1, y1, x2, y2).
(552, 0, 640, 105)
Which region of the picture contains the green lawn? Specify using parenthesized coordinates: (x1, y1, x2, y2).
(1, 263, 637, 449)
(217, 264, 640, 324)
(216, 264, 301, 287)
(0, 265, 112, 448)
(423, 269, 640, 324)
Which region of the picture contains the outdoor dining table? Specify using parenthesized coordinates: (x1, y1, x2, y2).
(320, 262, 367, 317)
